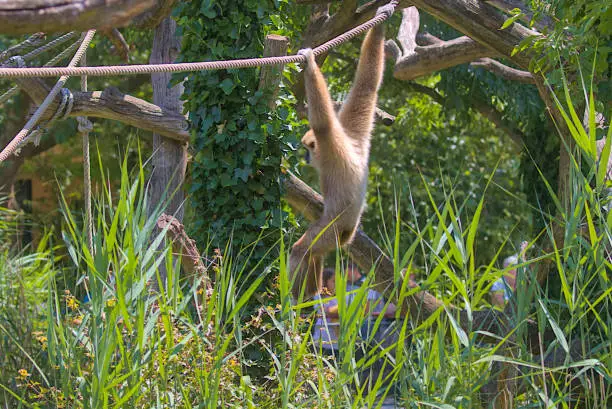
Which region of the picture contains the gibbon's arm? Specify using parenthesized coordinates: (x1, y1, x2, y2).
(338, 24, 385, 139)
(298, 49, 340, 138)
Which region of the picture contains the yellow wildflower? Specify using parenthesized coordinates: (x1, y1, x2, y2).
(66, 295, 79, 311)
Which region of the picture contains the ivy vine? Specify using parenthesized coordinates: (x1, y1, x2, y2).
(175, 0, 299, 267)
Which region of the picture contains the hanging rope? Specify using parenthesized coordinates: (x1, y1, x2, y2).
(78, 53, 94, 255)
(0, 39, 84, 106)
(20, 32, 78, 63)
(0, 6, 395, 79)
(0, 30, 96, 162)
(0, 32, 46, 63)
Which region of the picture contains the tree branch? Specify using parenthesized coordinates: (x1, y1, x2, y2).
(340, 0, 360, 17)
(133, 0, 178, 29)
(394, 36, 495, 80)
(409, 0, 540, 69)
(102, 28, 130, 62)
(392, 12, 535, 82)
(404, 82, 445, 105)
(391, 7, 497, 80)
(397, 6, 419, 55)
(405, 82, 525, 146)
(416, 31, 443, 46)
(471, 58, 535, 84)
(157, 214, 209, 278)
(470, 96, 525, 146)
(13, 77, 189, 142)
(0, 0, 157, 35)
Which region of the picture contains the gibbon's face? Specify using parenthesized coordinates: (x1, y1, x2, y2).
(301, 129, 319, 170)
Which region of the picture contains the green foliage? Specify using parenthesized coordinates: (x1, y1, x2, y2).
(1, 140, 609, 408)
(176, 0, 299, 267)
(1, 2, 611, 407)
(405, 14, 560, 236)
(528, 0, 611, 100)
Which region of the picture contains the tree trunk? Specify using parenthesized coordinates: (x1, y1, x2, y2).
(148, 16, 187, 287)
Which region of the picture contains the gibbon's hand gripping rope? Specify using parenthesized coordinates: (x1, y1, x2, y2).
(0, 2, 396, 79)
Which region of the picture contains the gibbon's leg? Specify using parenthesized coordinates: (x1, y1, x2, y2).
(338, 8, 387, 141)
(289, 219, 339, 299)
(297, 48, 342, 138)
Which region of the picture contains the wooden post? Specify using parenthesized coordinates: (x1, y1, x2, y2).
(149, 16, 187, 287)
(258, 34, 289, 107)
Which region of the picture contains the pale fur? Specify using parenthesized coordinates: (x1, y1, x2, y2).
(289, 23, 386, 299)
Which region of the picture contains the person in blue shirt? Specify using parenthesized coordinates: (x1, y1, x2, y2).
(312, 268, 341, 357)
(490, 241, 528, 307)
(311, 264, 399, 358)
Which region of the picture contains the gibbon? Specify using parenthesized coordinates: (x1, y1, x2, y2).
(289, 6, 390, 299)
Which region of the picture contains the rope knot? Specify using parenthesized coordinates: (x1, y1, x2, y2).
(50, 88, 74, 121)
(77, 116, 93, 134)
(7, 56, 26, 68)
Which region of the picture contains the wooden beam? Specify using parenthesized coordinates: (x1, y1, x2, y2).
(259, 34, 289, 109)
(77, 88, 189, 142)
(0, 0, 156, 35)
(13, 76, 189, 142)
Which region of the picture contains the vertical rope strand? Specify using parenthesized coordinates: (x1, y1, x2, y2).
(78, 53, 94, 255)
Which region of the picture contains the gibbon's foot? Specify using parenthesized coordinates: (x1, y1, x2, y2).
(297, 48, 315, 65)
(376, 2, 396, 18)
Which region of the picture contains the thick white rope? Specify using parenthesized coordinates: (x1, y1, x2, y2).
(0, 30, 96, 162)
(0, 7, 395, 79)
(0, 39, 82, 107)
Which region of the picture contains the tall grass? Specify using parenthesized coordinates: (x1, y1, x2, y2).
(0, 91, 610, 408)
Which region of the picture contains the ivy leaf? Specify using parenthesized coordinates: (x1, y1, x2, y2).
(220, 78, 235, 95)
(235, 167, 251, 182)
(219, 173, 234, 187)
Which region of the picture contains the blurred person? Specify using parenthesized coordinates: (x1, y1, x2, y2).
(311, 268, 341, 358)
